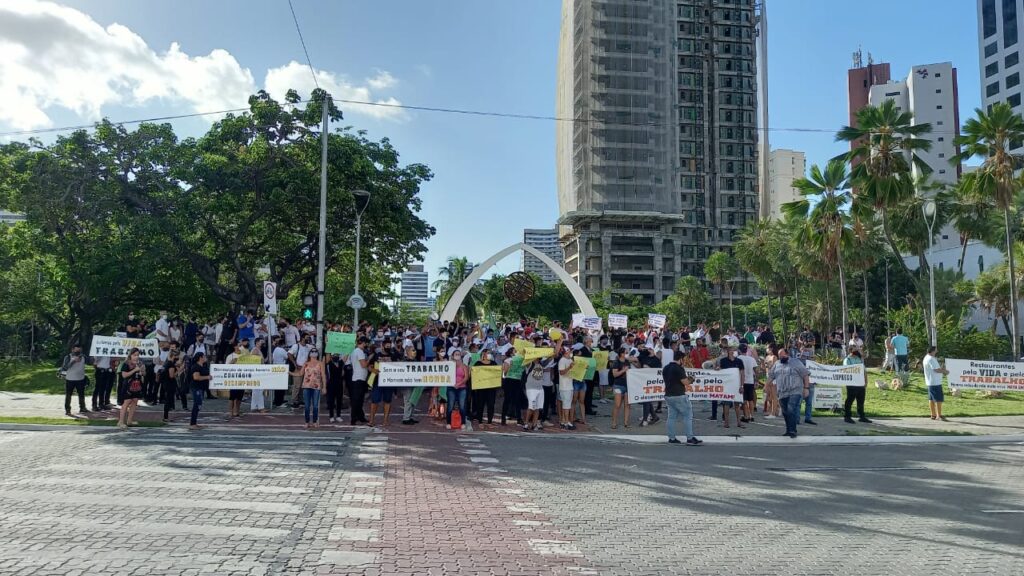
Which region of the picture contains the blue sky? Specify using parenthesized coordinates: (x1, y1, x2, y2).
(2, 0, 982, 295)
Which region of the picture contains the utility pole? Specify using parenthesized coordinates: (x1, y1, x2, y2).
(316, 93, 329, 349)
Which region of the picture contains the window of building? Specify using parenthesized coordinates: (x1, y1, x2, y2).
(885, 91, 901, 97)
(1010, 93, 1022, 107)
(938, 137, 944, 142)
(984, 0, 997, 38)
(986, 42, 999, 58)
(939, 169, 946, 174)
(988, 81, 1001, 97)
(987, 62, 1000, 77)
(936, 105, 943, 109)
(1009, 72, 1021, 88)
(1006, 0, 1019, 48)
(938, 153, 945, 158)
(727, 196, 735, 208)
(1009, 52, 1021, 68)
(935, 88, 942, 93)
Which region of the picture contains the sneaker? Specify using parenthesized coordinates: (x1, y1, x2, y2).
(858, 417, 873, 423)
(844, 417, 856, 424)
(409, 418, 420, 424)
(445, 424, 452, 430)
(567, 423, 577, 430)
(804, 420, 818, 425)
(402, 419, 415, 425)
(668, 438, 682, 444)
(640, 419, 649, 427)
(686, 437, 703, 446)
(765, 414, 776, 419)
(649, 416, 660, 424)
(707, 415, 717, 421)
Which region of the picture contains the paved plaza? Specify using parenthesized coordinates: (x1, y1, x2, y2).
(0, 426, 1021, 575)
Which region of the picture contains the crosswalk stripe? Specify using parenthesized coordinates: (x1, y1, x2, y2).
(45, 463, 293, 477)
(117, 436, 347, 448)
(335, 506, 382, 520)
(0, 489, 302, 514)
(0, 477, 309, 494)
(319, 550, 378, 567)
(0, 512, 290, 539)
(105, 443, 340, 457)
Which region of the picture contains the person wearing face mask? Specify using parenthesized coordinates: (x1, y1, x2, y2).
(842, 349, 872, 424)
(154, 311, 170, 345)
(349, 337, 372, 426)
(288, 335, 314, 408)
(401, 345, 424, 425)
(325, 353, 346, 423)
(301, 348, 325, 429)
(125, 312, 140, 338)
(767, 347, 810, 438)
(473, 349, 499, 425)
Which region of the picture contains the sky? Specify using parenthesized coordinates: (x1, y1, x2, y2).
(0, 0, 983, 296)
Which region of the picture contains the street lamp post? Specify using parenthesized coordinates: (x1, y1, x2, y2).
(351, 190, 371, 328)
(923, 199, 938, 347)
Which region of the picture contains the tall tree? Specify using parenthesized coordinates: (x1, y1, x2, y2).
(971, 267, 1012, 335)
(704, 251, 739, 328)
(735, 219, 794, 335)
(837, 99, 933, 283)
(433, 256, 483, 321)
(783, 158, 853, 346)
(954, 102, 1024, 357)
(950, 178, 1000, 275)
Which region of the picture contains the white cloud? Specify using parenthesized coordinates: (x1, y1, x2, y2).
(264, 62, 406, 121)
(0, 0, 404, 131)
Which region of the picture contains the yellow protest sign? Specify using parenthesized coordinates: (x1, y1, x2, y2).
(593, 350, 609, 370)
(523, 347, 554, 361)
(236, 354, 263, 365)
(472, 365, 503, 390)
(513, 338, 535, 352)
(549, 328, 563, 341)
(570, 358, 589, 381)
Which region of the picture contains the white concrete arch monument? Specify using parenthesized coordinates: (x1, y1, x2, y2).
(439, 242, 597, 323)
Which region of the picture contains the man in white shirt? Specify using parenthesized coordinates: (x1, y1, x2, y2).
(281, 320, 300, 348)
(288, 335, 313, 407)
(349, 337, 371, 425)
(737, 342, 759, 423)
(923, 345, 949, 421)
(155, 311, 170, 344)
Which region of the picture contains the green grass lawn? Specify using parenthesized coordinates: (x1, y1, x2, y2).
(0, 415, 164, 427)
(813, 368, 1024, 418)
(0, 361, 93, 395)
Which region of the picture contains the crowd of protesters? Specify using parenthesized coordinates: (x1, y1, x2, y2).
(60, 308, 932, 441)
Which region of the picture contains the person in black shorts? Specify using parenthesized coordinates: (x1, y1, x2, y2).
(718, 346, 746, 430)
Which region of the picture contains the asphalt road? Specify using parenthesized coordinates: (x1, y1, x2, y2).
(0, 426, 1020, 575)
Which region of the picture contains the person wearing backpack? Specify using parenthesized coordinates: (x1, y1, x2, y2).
(61, 344, 89, 417)
(117, 348, 145, 430)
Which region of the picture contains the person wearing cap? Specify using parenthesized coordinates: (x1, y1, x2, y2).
(349, 337, 371, 425)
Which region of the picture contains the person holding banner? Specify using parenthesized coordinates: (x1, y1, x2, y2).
(842, 349, 872, 424)
(665, 350, 702, 446)
(557, 346, 576, 430)
(473, 349, 499, 425)
(349, 337, 371, 426)
(367, 344, 393, 427)
(117, 349, 145, 430)
(768, 348, 810, 438)
(923, 345, 949, 421)
(501, 348, 525, 427)
(402, 345, 424, 426)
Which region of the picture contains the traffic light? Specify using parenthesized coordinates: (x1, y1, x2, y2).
(302, 294, 314, 320)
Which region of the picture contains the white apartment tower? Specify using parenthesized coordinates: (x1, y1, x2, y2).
(522, 228, 563, 283)
(767, 149, 805, 219)
(399, 264, 430, 309)
(979, 0, 1024, 144)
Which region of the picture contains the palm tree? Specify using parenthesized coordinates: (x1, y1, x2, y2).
(783, 158, 853, 346)
(954, 102, 1024, 357)
(704, 250, 739, 328)
(432, 256, 483, 320)
(950, 178, 1000, 275)
(971, 266, 1013, 335)
(837, 98, 933, 284)
(674, 275, 706, 326)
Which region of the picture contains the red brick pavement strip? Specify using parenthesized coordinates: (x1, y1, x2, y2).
(322, 433, 597, 576)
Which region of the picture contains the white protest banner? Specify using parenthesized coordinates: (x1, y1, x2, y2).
(90, 335, 159, 359)
(581, 316, 602, 331)
(805, 360, 866, 387)
(210, 364, 289, 390)
(378, 361, 456, 387)
(626, 368, 664, 404)
(688, 368, 742, 402)
(947, 358, 1024, 392)
(647, 313, 667, 329)
(571, 313, 585, 328)
(814, 386, 843, 410)
(608, 314, 628, 329)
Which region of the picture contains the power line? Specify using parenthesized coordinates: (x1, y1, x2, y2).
(0, 96, 969, 138)
(286, 0, 320, 90)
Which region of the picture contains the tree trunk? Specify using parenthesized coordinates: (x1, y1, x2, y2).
(882, 209, 918, 288)
(863, 270, 870, 359)
(727, 283, 735, 328)
(825, 277, 834, 337)
(958, 235, 970, 275)
(779, 293, 788, 339)
(1005, 208, 1020, 358)
(836, 228, 849, 350)
(718, 286, 724, 327)
(794, 281, 803, 332)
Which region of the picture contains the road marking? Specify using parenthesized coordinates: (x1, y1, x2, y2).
(479, 466, 507, 473)
(151, 454, 334, 467)
(494, 488, 525, 495)
(328, 527, 380, 542)
(463, 449, 492, 455)
(0, 545, 270, 574)
(341, 493, 382, 504)
(528, 539, 583, 556)
(335, 506, 382, 520)
(0, 489, 301, 514)
(109, 443, 340, 457)
(0, 513, 289, 539)
(45, 464, 292, 477)
(353, 480, 384, 488)
(117, 436, 347, 447)
(981, 509, 1024, 513)
(506, 504, 544, 514)
(514, 520, 552, 526)
(348, 471, 384, 479)
(0, 477, 308, 494)
(138, 432, 349, 442)
(766, 466, 927, 472)
(470, 457, 499, 463)
(319, 550, 378, 567)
